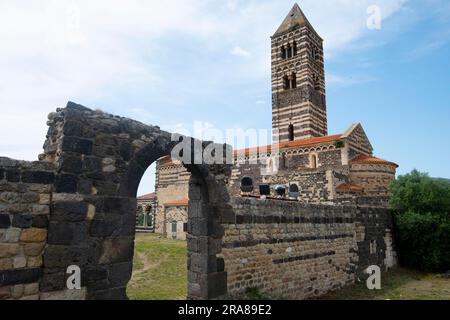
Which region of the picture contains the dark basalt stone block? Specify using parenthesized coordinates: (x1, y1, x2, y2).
(63, 120, 83, 137)
(32, 215, 49, 228)
(55, 174, 78, 193)
(6, 169, 20, 182)
(102, 197, 136, 216)
(119, 141, 133, 161)
(12, 213, 33, 228)
(59, 156, 83, 174)
(61, 136, 93, 155)
(0, 268, 43, 286)
(82, 156, 102, 173)
(90, 216, 121, 237)
(66, 101, 90, 111)
(51, 201, 88, 222)
(21, 171, 55, 184)
(77, 179, 93, 195)
(43, 245, 89, 269)
(47, 221, 88, 245)
(0, 214, 11, 228)
(40, 271, 65, 292)
(108, 262, 132, 287)
(217, 257, 225, 272)
(82, 266, 108, 289)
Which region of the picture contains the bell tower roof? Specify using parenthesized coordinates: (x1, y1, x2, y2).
(273, 3, 314, 37)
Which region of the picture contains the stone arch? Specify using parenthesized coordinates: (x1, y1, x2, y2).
(38, 102, 231, 300)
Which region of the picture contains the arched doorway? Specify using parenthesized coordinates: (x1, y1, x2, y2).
(41, 102, 231, 300)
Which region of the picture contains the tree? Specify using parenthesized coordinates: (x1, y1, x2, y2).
(390, 170, 450, 272)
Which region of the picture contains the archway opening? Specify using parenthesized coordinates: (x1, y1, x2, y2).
(127, 157, 190, 300)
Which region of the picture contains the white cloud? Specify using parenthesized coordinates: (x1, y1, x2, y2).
(226, 0, 238, 12)
(406, 27, 450, 60)
(231, 46, 251, 57)
(0, 0, 409, 161)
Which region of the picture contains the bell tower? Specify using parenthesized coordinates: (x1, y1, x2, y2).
(272, 3, 327, 143)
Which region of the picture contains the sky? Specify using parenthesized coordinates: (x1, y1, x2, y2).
(0, 0, 449, 196)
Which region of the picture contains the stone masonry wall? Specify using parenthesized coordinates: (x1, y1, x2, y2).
(0, 158, 54, 300)
(220, 197, 396, 299)
(1, 102, 232, 300)
(229, 161, 339, 203)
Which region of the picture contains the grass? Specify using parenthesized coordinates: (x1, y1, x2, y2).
(126, 233, 187, 300)
(317, 267, 450, 300)
(126, 234, 450, 300)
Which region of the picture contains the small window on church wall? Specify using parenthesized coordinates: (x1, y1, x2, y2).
(283, 75, 290, 90)
(288, 124, 294, 141)
(311, 155, 317, 169)
(291, 73, 297, 89)
(171, 221, 177, 233)
(293, 41, 298, 56)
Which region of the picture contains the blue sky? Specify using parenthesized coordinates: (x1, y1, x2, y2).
(0, 0, 449, 195)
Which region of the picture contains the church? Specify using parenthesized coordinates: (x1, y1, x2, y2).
(151, 4, 398, 239)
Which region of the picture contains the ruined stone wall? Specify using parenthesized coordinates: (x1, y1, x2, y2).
(1, 102, 232, 300)
(220, 197, 396, 299)
(0, 158, 54, 300)
(353, 206, 397, 274)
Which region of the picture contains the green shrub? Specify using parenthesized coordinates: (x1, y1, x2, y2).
(391, 170, 450, 272)
(394, 211, 450, 272)
(243, 287, 268, 300)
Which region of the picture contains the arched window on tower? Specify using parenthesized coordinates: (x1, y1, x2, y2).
(313, 74, 321, 91)
(288, 124, 295, 141)
(291, 72, 297, 89)
(293, 41, 298, 56)
(287, 43, 292, 58)
(281, 46, 286, 60)
(283, 75, 290, 90)
(312, 47, 321, 62)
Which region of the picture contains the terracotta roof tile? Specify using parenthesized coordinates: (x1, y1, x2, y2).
(138, 192, 156, 200)
(164, 199, 189, 206)
(233, 134, 342, 157)
(350, 155, 398, 167)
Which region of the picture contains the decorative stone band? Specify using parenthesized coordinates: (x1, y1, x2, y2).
(222, 233, 354, 249)
(0, 268, 43, 286)
(272, 250, 336, 264)
(229, 215, 354, 225)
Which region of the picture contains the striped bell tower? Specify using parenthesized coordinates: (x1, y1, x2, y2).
(271, 3, 327, 143)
